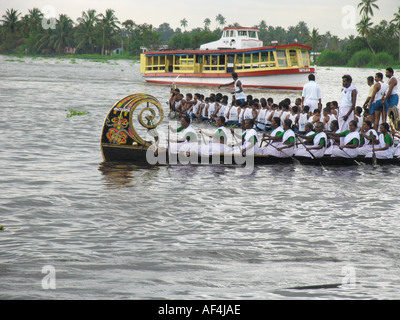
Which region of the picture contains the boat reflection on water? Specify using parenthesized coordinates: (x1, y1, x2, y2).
(98, 161, 160, 188)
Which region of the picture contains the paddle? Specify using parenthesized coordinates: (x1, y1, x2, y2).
(295, 135, 317, 160)
(338, 146, 362, 165)
(267, 141, 299, 164)
(372, 136, 377, 166)
(171, 74, 180, 88)
(295, 134, 326, 169)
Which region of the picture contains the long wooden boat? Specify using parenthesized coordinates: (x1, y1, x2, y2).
(140, 27, 314, 90)
(101, 94, 400, 167)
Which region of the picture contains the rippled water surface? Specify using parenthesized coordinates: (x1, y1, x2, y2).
(1, 55, 400, 300)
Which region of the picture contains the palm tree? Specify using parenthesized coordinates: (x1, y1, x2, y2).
(122, 19, 135, 50)
(307, 28, 321, 62)
(1, 8, 21, 40)
(75, 9, 100, 53)
(51, 14, 74, 53)
(100, 9, 120, 55)
(35, 24, 55, 53)
(258, 20, 267, 31)
(356, 15, 376, 56)
(215, 14, 226, 29)
(391, 7, 400, 60)
(180, 18, 188, 31)
(357, 0, 379, 18)
(203, 18, 211, 31)
(309, 28, 321, 47)
(28, 8, 43, 32)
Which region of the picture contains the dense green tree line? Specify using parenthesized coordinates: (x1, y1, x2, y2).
(0, 3, 399, 67)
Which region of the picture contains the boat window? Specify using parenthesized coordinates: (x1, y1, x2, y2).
(248, 31, 256, 38)
(301, 51, 310, 66)
(238, 30, 247, 37)
(289, 50, 298, 67)
(276, 51, 288, 67)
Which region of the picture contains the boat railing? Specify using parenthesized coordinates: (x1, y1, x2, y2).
(141, 47, 311, 74)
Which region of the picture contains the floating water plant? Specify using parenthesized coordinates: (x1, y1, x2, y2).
(66, 108, 89, 118)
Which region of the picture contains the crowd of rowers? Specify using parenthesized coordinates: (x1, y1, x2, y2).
(162, 74, 400, 160)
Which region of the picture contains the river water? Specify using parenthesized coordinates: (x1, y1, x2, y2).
(1, 55, 400, 300)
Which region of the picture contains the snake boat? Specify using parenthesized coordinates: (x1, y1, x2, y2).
(100, 94, 400, 167)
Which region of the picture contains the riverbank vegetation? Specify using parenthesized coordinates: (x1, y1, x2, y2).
(0, 1, 399, 68)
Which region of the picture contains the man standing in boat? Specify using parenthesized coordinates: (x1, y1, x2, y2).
(218, 72, 246, 104)
(338, 74, 358, 132)
(381, 67, 399, 123)
(301, 74, 322, 113)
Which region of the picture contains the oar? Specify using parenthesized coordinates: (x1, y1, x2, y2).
(268, 142, 299, 164)
(167, 125, 170, 166)
(200, 130, 207, 145)
(339, 146, 362, 165)
(295, 135, 317, 160)
(295, 135, 326, 169)
(171, 75, 180, 88)
(372, 138, 377, 166)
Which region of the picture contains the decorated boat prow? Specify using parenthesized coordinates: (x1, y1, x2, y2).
(100, 93, 163, 162)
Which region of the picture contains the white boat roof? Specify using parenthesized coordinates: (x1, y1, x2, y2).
(200, 27, 263, 50)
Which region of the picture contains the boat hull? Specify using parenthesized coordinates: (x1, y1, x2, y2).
(143, 68, 314, 90)
(101, 145, 400, 167)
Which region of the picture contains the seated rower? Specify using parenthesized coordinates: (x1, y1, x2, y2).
(365, 122, 395, 159)
(298, 105, 310, 134)
(226, 100, 241, 126)
(199, 116, 228, 155)
(294, 122, 327, 159)
(261, 119, 295, 158)
(255, 99, 268, 131)
(330, 120, 360, 158)
(295, 122, 315, 149)
(167, 115, 198, 154)
(357, 120, 378, 156)
(288, 106, 299, 133)
(200, 97, 210, 121)
(259, 117, 284, 155)
(230, 119, 258, 155)
(325, 120, 341, 156)
(392, 121, 400, 158)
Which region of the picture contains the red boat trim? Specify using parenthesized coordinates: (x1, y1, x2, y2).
(144, 68, 315, 78)
(145, 79, 303, 90)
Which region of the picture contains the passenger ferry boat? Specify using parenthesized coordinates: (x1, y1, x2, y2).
(140, 27, 315, 90)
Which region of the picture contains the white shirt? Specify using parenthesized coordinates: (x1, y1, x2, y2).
(234, 79, 245, 100)
(386, 76, 398, 96)
(302, 80, 322, 101)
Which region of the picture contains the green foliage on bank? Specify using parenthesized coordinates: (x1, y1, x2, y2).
(317, 49, 400, 68)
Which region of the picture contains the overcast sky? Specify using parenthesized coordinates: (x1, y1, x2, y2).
(1, 0, 398, 39)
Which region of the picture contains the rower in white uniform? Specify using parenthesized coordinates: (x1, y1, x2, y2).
(330, 120, 360, 158)
(199, 116, 229, 155)
(365, 122, 395, 159)
(294, 122, 327, 159)
(358, 120, 378, 157)
(230, 119, 258, 156)
(167, 115, 198, 154)
(259, 117, 284, 156)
